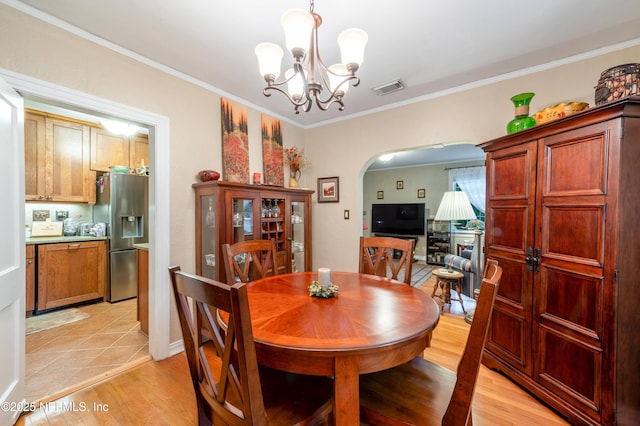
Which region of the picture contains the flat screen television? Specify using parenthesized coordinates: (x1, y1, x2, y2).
(371, 203, 425, 236)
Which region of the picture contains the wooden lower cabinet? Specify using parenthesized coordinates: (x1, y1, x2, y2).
(37, 241, 106, 312)
(136, 247, 149, 335)
(480, 96, 640, 425)
(26, 245, 35, 317)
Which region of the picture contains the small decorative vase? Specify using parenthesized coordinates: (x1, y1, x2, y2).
(289, 168, 301, 188)
(507, 92, 537, 134)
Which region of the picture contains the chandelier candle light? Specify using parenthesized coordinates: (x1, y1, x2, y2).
(255, 0, 368, 113)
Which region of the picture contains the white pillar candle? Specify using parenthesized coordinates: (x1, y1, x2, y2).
(318, 268, 331, 287)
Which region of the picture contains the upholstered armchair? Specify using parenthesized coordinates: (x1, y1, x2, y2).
(443, 233, 483, 297)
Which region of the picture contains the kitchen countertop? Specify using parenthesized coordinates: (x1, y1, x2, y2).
(26, 236, 108, 245)
(133, 243, 149, 250)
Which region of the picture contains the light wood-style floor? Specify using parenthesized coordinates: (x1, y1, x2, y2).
(17, 274, 570, 425)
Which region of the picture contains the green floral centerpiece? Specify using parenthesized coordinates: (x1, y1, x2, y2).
(309, 281, 339, 298)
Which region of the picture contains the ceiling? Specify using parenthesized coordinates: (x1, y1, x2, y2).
(8, 0, 640, 168)
(366, 143, 485, 171)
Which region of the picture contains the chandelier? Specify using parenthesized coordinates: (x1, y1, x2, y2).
(255, 0, 368, 114)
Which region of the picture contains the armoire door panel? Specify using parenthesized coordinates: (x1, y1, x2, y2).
(486, 205, 529, 252)
(494, 257, 530, 306)
(539, 266, 602, 337)
(542, 134, 608, 197)
(488, 142, 537, 200)
(541, 123, 609, 198)
(487, 308, 530, 372)
(537, 328, 601, 417)
(541, 203, 605, 266)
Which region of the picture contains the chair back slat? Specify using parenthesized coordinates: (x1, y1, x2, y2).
(359, 236, 415, 284)
(222, 239, 279, 285)
(442, 259, 501, 425)
(169, 266, 268, 426)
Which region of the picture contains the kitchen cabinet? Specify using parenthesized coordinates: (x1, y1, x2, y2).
(26, 245, 35, 317)
(136, 245, 149, 335)
(24, 112, 46, 201)
(36, 240, 106, 312)
(129, 133, 149, 170)
(24, 110, 96, 203)
(480, 96, 640, 425)
(194, 181, 313, 282)
(90, 127, 130, 171)
(90, 128, 149, 172)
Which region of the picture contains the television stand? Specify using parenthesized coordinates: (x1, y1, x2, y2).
(373, 233, 420, 261)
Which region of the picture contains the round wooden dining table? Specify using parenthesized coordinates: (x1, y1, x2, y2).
(246, 271, 440, 425)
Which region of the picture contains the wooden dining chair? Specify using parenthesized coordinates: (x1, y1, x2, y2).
(222, 239, 279, 285)
(169, 266, 333, 426)
(359, 236, 415, 284)
(359, 260, 502, 426)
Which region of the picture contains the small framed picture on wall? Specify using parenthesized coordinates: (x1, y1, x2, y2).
(396, 180, 404, 190)
(417, 188, 426, 198)
(377, 190, 384, 199)
(317, 176, 340, 202)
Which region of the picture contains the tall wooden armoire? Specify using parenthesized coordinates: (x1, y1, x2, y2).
(480, 96, 640, 425)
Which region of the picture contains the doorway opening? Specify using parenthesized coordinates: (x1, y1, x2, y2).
(3, 70, 172, 403)
(362, 143, 485, 263)
(23, 99, 151, 402)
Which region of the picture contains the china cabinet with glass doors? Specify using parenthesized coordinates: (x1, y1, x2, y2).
(193, 181, 313, 282)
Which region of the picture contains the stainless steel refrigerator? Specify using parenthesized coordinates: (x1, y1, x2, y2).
(94, 173, 148, 302)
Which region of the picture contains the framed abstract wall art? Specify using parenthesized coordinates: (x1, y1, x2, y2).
(260, 114, 284, 186)
(221, 98, 249, 183)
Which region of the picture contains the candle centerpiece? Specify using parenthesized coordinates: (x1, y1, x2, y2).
(309, 267, 339, 298)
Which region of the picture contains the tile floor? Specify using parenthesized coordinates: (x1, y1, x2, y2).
(25, 298, 149, 402)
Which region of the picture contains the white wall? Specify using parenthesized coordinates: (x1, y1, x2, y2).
(2, 3, 639, 344)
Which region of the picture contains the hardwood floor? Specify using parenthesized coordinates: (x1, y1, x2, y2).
(17, 275, 569, 425)
(418, 278, 568, 426)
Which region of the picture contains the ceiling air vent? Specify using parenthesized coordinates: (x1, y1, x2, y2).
(371, 79, 406, 96)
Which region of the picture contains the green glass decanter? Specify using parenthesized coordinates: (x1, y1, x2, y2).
(507, 92, 537, 134)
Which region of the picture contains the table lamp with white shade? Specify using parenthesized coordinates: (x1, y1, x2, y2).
(434, 191, 477, 271)
(434, 190, 483, 323)
(434, 191, 477, 226)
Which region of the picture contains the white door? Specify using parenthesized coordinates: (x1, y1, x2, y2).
(0, 77, 25, 425)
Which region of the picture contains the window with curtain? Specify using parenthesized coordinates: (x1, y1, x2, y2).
(450, 166, 486, 226)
